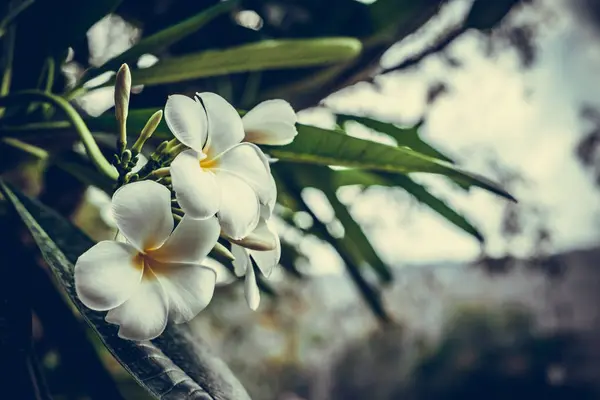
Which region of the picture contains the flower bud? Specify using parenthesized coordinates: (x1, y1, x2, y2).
(210, 242, 236, 261)
(114, 64, 132, 152)
(132, 110, 163, 154)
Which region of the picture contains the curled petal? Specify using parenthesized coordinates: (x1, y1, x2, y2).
(112, 181, 173, 252)
(164, 94, 207, 152)
(242, 99, 297, 145)
(215, 143, 274, 207)
(171, 150, 220, 219)
(150, 216, 220, 264)
(105, 269, 168, 341)
(215, 172, 260, 240)
(244, 263, 260, 311)
(249, 220, 280, 277)
(249, 243, 280, 279)
(75, 241, 143, 311)
(197, 92, 244, 157)
(231, 244, 250, 277)
(227, 218, 277, 251)
(156, 263, 216, 324)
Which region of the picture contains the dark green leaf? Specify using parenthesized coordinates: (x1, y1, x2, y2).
(0, 181, 251, 400)
(332, 169, 484, 242)
(84, 0, 238, 83)
(293, 164, 393, 283)
(125, 38, 361, 86)
(336, 114, 453, 163)
(275, 167, 391, 324)
(267, 124, 516, 202)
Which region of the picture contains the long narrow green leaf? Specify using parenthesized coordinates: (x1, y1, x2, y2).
(337, 114, 453, 163)
(293, 164, 393, 283)
(275, 167, 391, 324)
(267, 124, 515, 202)
(83, 0, 238, 83)
(332, 169, 484, 242)
(126, 38, 362, 86)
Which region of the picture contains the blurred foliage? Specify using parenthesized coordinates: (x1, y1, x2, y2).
(330, 306, 599, 400)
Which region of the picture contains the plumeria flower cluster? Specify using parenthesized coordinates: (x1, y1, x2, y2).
(74, 64, 297, 341)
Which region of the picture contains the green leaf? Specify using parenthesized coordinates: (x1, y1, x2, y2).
(267, 124, 516, 202)
(337, 114, 453, 163)
(83, 0, 238, 83)
(0, 181, 251, 400)
(126, 38, 362, 86)
(274, 167, 391, 324)
(332, 169, 484, 242)
(292, 164, 393, 283)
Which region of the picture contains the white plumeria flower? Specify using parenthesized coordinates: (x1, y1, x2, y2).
(74, 180, 220, 341)
(165, 93, 276, 240)
(231, 219, 281, 310)
(242, 99, 298, 145)
(240, 99, 297, 217)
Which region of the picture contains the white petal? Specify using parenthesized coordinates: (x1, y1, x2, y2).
(155, 263, 216, 324)
(214, 143, 275, 207)
(75, 241, 143, 311)
(197, 92, 244, 157)
(231, 244, 250, 277)
(244, 263, 260, 310)
(105, 270, 168, 341)
(171, 149, 220, 219)
(249, 221, 280, 277)
(164, 94, 207, 152)
(242, 99, 297, 145)
(215, 172, 260, 239)
(150, 216, 220, 264)
(112, 181, 173, 252)
(228, 218, 277, 251)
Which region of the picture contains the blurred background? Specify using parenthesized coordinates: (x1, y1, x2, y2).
(7, 0, 600, 398)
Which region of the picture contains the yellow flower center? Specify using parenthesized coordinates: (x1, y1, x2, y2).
(200, 157, 218, 170)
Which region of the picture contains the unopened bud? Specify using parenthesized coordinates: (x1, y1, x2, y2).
(115, 64, 132, 152)
(121, 149, 132, 166)
(210, 242, 236, 261)
(132, 110, 163, 154)
(224, 219, 277, 251)
(115, 64, 131, 122)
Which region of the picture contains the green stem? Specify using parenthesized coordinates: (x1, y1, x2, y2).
(0, 20, 15, 118)
(0, 0, 34, 38)
(2, 138, 49, 159)
(0, 121, 70, 134)
(0, 91, 118, 180)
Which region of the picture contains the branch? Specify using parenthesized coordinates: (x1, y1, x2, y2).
(379, 24, 467, 75)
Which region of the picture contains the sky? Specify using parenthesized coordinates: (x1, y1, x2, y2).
(82, 0, 600, 277)
(296, 0, 600, 273)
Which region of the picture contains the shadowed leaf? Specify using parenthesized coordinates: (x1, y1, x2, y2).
(337, 114, 453, 163)
(332, 169, 484, 242)
(115, 38, 362, 87)
(267, 124, 515, 202)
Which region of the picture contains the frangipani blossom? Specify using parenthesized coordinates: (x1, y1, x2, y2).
(165, 93, 275, 239)
(242, 99, 298, 146)
(75, 180, 220, 341)
(231, 219, 281, 310)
